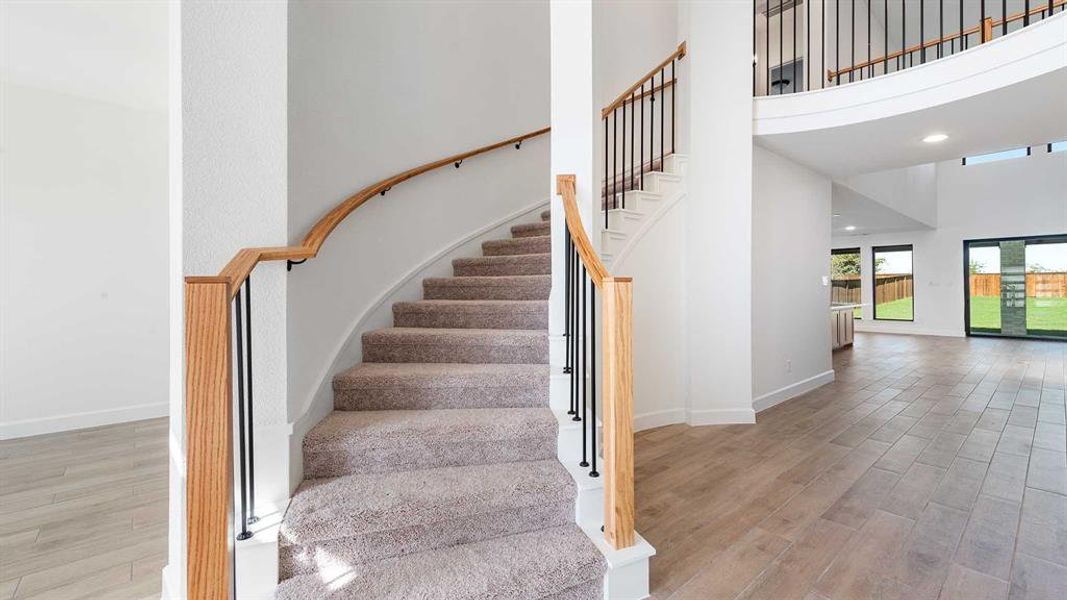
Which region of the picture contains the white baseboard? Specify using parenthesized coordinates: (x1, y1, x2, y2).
(633, 408, 687, 432)
(853, 324, 964, 338)
(753, 370, 836, 413)
(687, 407, 756, 426)
(0, 402, 169, 440)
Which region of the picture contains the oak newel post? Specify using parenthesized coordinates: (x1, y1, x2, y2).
(184, 278, 234, 600)
(602, 277, 635, 550)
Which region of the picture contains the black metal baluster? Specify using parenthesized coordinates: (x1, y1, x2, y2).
(615, 108, 620, 208)
(867, 0, 872, 78)
(244, 277, 256, 525)
(640, 83, 645, 189)
(603, 119, 608, 228)
(670, 59, 675, 152)
(1003, 0, 1007, 36)
(836, 0, 841, 84)
(920, 0, 925, 63)
(564, 234, 572, 376)
(753, 0, 758, 95)
(792, 0, 797, 92)
(649, 73, 655, 172)
(659, 66, 665, 166)
(630, 90, 635, 194)
(779, 0, 784, 92)
(579, 265, 588, 469)
(1025, 0, 1030, 25)
(571, 243, 579, 418)
(621, 99, 626, 205)
(234, 288, 251, 541)
(940, 0, 944, 58)
(589, 281, 598, 478)
(807, 0, 811, 91)
(901, 0, 906, 70)
(961, 0, 965, 51)
(766, 3, 771, 94)
(885, 0, 889, 73)
(851, 0, 856, 81)
(822, 0, 826, 88)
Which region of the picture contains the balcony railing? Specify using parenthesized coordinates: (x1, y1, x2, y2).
(754, 0, 1065, 96)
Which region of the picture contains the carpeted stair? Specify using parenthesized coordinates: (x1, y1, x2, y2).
(277, 208, 605, 599)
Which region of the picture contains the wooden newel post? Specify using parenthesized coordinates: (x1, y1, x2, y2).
(185, 278, 235, 600)
(981, 17, 994, 43)
(602, 276, 635, 550)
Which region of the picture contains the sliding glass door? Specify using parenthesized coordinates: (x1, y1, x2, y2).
(965, 235, 1067, 340)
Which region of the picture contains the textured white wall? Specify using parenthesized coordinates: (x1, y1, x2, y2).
(753, 146, 834, 410)
(166, 2, 289, 596)
(684, 0, 756, 425)
(0, 83, 168, 438)
(286, 0, 551, 487)
(834, 150, 1067, 338)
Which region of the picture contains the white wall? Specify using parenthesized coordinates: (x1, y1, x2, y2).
(753, 146, 834, 410)
(166, 2, 289, 596)
(841, 162, 938, 227)
(684, 0, 756, 425)
(286, 0, 550, 487)
(834, 149, 1067, 338)
(0, 83, 168, 438)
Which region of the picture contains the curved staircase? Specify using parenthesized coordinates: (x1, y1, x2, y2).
(275, 209, 607, 599)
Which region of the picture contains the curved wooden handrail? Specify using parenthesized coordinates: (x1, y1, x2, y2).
(827, 0, 1064, 81)
(556, 175, 614, 287)
(196, 127, 551, 298)
(602, 42, 687, 118)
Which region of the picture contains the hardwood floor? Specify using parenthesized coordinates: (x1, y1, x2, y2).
(637, 333, 1067, 600)
(0, 418, 167, 599)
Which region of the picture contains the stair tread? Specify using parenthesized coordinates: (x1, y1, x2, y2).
(275, 524, 603, 600)
(307, 407, 554, 448)
(425, 274, 550, 286)
(364, 326, 547, 344)
(511, 221, 551, 237)
(282, 459, 574, 546)
(334, 362, 549, 390)
(394, 299, 548, 311)
(483, 235, 550, 256)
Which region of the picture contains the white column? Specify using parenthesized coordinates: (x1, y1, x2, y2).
(548, 0, 597, 373)
(683, 0, 756, 425)
(165, 1, 289, 597)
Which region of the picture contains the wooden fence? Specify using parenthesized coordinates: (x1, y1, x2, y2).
(831, 274, 915, 305)
(970, 273, 1067, 298)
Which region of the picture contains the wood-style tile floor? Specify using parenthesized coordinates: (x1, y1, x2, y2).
(0, 418, 167, 599)
(637, 333, 1067, 600)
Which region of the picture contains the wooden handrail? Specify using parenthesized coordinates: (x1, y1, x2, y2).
(556, 174, 635, 550)
(192, 126, 551, 299)
(828, 0, 1064, 81)
(602, 42, 687, 118)
(557, 175, 611, 287)
(184, 127, 549, 599)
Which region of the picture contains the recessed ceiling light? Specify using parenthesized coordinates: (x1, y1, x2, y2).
(845, 225, 857, 231)
(832, 213, 842, 217)
(923, 133, 949, 143)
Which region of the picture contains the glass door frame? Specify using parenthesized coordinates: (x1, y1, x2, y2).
(963, 233, 1067, 342)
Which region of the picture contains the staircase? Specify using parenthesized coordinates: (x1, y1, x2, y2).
(275, 210, 608, 599)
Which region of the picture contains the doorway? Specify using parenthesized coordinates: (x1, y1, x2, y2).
(964, 235, 1067, 340)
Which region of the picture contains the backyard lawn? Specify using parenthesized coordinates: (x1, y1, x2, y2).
(969, 296, 1067, 334)
(874, 297, 913, 320)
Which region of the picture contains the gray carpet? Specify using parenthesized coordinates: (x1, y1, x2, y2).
(279, 213, 605, 599)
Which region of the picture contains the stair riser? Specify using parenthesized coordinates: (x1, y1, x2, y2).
(452, 258, 551, 277)
(280, 500, 574, 580)
(393, 307, 548, 330)
(483, 237, 550, 256)
(334, 382, 547, 411)
(363, 339, 549, 364)
(423, 281, 550, 301)
(511, 223, 551, 238)
(303, 435, 557, 478)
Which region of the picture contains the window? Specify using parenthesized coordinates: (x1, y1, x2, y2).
(962, 147, 1030, 166)
(873, 245, 914, 321)
(831, 248, 863, 318)
(1049, 141, 1066, 154)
